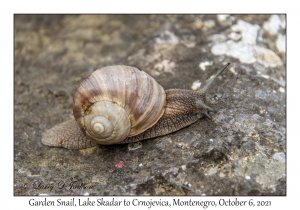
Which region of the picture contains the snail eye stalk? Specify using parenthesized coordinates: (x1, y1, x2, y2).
(200, 63, 230, 93)
(196, 100, 214, 112)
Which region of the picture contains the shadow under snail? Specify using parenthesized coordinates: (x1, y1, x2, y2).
(42, 63, 231, 150)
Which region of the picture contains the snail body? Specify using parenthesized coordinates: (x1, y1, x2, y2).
(42, 64, 230, 149)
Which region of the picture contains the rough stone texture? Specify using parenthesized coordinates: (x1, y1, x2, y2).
(14, 14, 286, 195)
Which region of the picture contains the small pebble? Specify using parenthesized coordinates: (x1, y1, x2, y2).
(273, 152, 285, 162)
(115, 160, 125, 168)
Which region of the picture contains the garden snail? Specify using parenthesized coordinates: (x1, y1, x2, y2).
(42, 63, 230, 150)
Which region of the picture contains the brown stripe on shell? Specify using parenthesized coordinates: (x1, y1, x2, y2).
(97, 66, 122, 105)
(129, 71, 166, 136)
(87, 69, 111, 103)
(129, 69, 153, 124)
(123, 66, 139, 119)
(123, 66, 166, 136)
(110, 66, 126, 106)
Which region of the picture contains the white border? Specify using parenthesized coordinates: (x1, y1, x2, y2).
(3, 0, 295, 209)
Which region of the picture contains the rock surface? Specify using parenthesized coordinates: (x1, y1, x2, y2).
(14, 14, 286, 195)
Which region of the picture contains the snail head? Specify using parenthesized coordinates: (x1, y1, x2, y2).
(196, 63, 231, 119)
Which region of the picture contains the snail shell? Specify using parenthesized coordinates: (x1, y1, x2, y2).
(73, 66, 166, 145)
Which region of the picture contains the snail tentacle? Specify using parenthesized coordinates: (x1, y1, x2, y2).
(200, 63, 230, 93)
(196, 100, 215, 112)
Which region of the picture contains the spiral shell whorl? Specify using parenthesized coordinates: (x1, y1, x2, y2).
(83, 101, 131, 144)
(89, 116, 113, 138)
